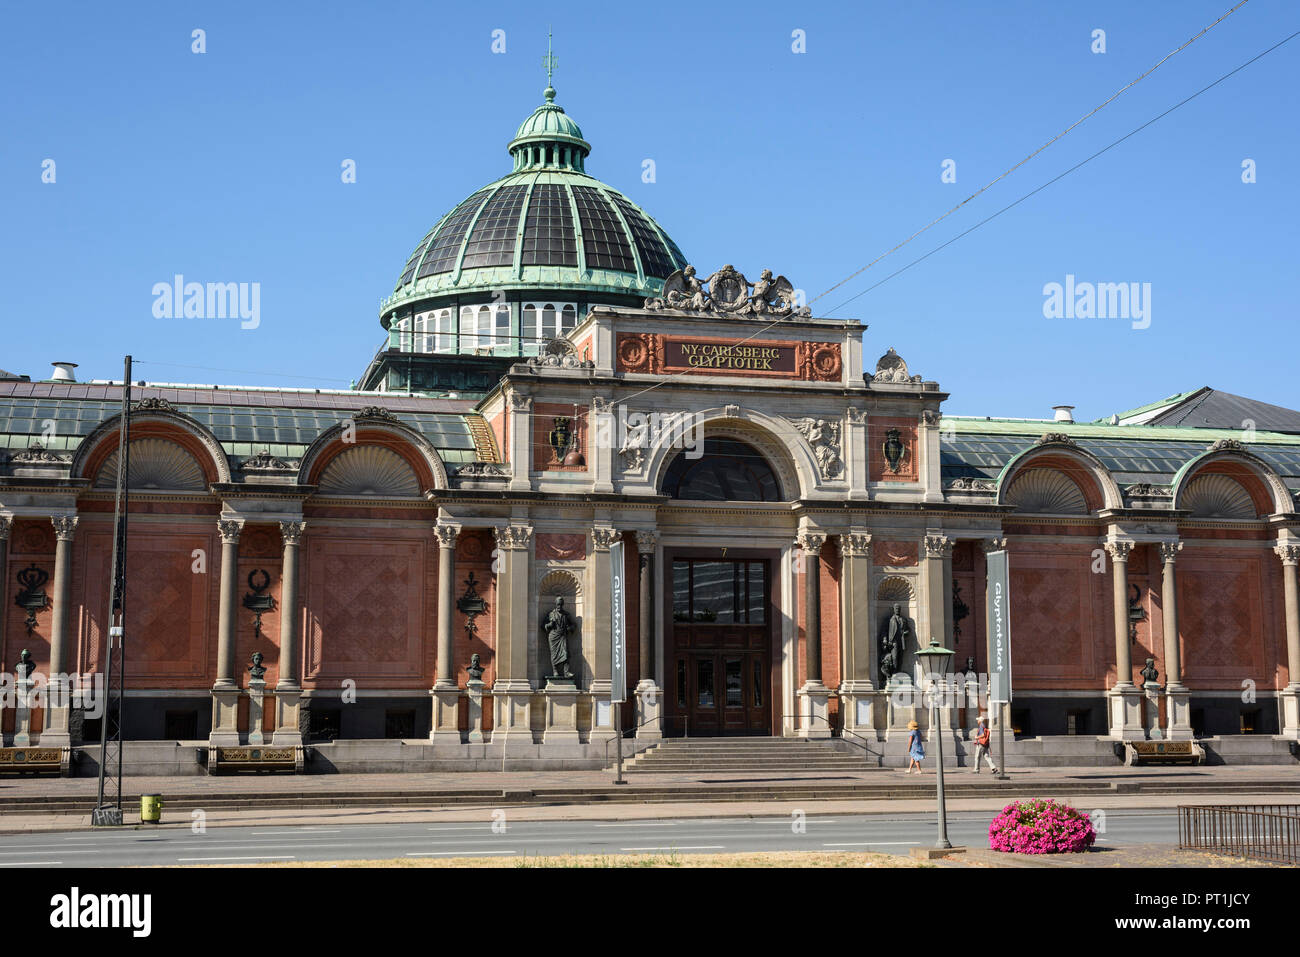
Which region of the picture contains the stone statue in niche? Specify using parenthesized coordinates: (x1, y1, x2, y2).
(878, 603, 909, 687)
(544, 596, 575, 680)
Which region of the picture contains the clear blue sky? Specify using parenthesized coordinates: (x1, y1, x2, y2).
(3, 0, 1296, 420)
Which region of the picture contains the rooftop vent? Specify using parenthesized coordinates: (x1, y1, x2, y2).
(1052, 405, 1075, 424)
(50, 361, 78, 382)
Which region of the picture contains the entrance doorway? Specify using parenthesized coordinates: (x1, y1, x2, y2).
(667, 557, 772, 735)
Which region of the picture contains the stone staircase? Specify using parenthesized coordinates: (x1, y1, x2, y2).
(622, 736, 878, 774)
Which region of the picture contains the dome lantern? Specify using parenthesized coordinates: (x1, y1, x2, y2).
(507, 83, 591, 172)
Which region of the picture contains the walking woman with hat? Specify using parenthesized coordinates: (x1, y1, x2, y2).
(906, 719, 925, 773)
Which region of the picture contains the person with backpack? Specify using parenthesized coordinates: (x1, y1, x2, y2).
(906, 719, 925, 773)
(972, 713, 999, 774)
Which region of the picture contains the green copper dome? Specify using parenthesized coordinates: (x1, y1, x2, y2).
(382, 84, 687, 323)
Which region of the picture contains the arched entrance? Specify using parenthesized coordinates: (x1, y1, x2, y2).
(660, 438, 786, 735)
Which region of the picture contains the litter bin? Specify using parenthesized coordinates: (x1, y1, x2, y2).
(140, 794, 163, 823)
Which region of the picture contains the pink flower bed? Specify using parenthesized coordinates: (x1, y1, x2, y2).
(988, 799, 1096, 854)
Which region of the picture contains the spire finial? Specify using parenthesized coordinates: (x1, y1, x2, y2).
(542, 26, 558, 101)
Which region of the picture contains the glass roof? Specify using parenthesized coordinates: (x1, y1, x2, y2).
(0, 395, 476, 454)
(942, 434, 1300, 486)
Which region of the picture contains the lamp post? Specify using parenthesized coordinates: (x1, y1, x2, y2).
(916, 637, 955, 849)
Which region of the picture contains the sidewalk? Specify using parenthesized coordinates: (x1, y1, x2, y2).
(0, 764, 1293, 834)
(1, 762, 1293, 799)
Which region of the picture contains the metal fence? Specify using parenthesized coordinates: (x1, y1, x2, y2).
(1178, 804, 1300, 864)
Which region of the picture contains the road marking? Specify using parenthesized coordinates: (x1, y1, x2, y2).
(425, 826, 493, 832)
(822, 842, 918, 847)
(247, 829, 342, 835)
(0, 846, 100, 854)
(592, 822, 679, 828)
(176, 855, 295, 862)
(406, 850, 516, 857)
(620, 845, 725, 851)
(0, 861, 63, 866)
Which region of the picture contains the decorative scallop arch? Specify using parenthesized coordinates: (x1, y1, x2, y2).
(1004, 468, 1089, 515)
(645, 409, 819, 501)
(298, 413, 449, 494)
(71, 406, 231, 488)
(1171, 446, 1290, 518)
(539, 569, 583, 598)
(317, 446, 420, 497)
(94, 437, 207, 491)
(995, 442, 1121, 513)
(1180, 473, 1256, 518)
(876, 575, 916, 603)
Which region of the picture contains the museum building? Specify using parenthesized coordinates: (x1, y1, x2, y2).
(2, 81, 1299, 773)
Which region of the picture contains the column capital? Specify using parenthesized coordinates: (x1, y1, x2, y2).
(494, 524, 533, 551)
(1158, 540, 1183, 564)
(0, 516, 11, 542)
(217, 518, 245, 544)
(508, 391, 533, 412)
(636, 529, 660, 552)
(922, 533, 952, 559)
(1275, 543, 1300, 566)
(51, 515, 79, 542)
(795, 531, 827, 555)
(279, 520, 307, 546)
(840, 531, 872, 557)
(590, 526, 621, 551)
(1104, 540, 1134, 563)
(433, 523, 461, 549)
(980, 536, 1008, 554)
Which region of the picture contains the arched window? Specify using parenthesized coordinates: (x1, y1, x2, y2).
(459, 305, 477, 351)
(435, 309, 454, 353)
(561, 304, 577, 335)
(541, 304, 557, 340)
(522, 304, 538, 354)
(662, 438, 783, 502)
(493, 303, 511, 352)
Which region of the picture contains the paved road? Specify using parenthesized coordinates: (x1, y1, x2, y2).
(0, 808, 1178, 866)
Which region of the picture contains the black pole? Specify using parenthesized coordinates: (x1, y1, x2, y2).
(93, 356, 131, 826)
(934, 677, 951, 848)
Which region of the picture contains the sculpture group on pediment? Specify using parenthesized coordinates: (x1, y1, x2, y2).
(645, 264, 810, 318)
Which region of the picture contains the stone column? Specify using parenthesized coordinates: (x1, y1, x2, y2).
(837, 531, 877, 736)
(635, 530, 662, 740)
(1159, 540, 1192, 740)
(491, 524, 534, 751)
(40, 515, 78, 747)
(922, 533, 958, 733)
(272, 520, 305, 745)
(1105, 540, 1142, 740)
(209, 518, 244, 747)
(796, 530, 831, 738)
(507, 393, 532, 492)
(587, 526, 620, 743)
(1275, 542, 1300, 739)
(429, 522, 462, 746)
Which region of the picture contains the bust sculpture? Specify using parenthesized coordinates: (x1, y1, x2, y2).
(15, 648, 34, 681)
(879, 603, 909, 686)
(1139, 657, 1159, 688)
(467, 653, 485, 682)
(544, 597, 574, 679)
(247, 651, 267, 682)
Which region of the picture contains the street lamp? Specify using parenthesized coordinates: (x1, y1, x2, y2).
(915, 637, 955, 849)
